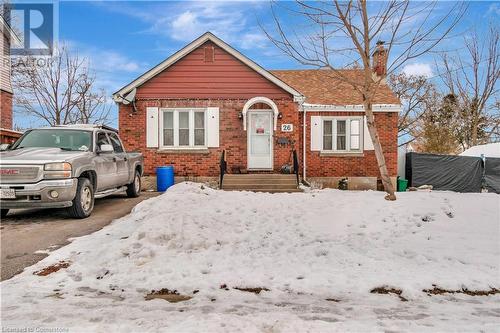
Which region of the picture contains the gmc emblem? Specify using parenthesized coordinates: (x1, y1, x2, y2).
(0, 169, 20, 175)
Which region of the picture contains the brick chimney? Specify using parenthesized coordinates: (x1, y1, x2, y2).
(372, 40, 388, 78)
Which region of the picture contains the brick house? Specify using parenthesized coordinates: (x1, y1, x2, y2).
(0, 15, 21, 144)
(113, 32, 400, 190)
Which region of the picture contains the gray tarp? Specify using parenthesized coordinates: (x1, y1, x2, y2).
(405, 152, 483, 193)
(484, 158, 500, 194)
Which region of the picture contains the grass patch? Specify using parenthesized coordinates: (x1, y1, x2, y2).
(145, 289, 192, 303)
(33, 261, 70, 276)
(370, 286, 408, 302)
(423, 286, 500, 296)
(233, 287, 270, 294)
(325, 298, 341, 302)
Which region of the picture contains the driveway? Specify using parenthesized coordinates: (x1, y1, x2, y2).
(0, 191, 159, 281)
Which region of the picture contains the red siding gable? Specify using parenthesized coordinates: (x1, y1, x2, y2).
(136, 41, 292, 100)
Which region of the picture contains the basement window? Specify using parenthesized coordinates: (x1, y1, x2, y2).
(160, 109, 207, 148)
(322, 117, 363, 152)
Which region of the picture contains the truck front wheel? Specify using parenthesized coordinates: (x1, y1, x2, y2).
(126, 170, 141, 198)
(67, 177, 94, 219)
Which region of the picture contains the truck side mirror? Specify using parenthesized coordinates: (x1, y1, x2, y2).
(99, 144, 114, 153)
(0, 143, 10, 151)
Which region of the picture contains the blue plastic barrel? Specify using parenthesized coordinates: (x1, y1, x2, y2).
(156, 166, 174, 192)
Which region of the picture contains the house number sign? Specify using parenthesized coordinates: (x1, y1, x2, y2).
(281, 124, 293, 132)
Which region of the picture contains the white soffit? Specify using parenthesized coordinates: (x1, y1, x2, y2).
(302, 103, 402, 112)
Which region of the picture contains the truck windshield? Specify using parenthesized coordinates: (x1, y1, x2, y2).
(12, 130, 92, 152)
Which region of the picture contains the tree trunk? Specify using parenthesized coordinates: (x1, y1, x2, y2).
(364, 102, 396, 200)
(471, 106, 478, 147)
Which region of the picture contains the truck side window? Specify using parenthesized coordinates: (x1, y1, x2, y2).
(97, 132, 110, 148)
(108, 133, 124, 153)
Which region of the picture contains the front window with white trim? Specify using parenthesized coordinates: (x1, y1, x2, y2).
(322, 117, 363, 152)
(161, 109, 206, 148)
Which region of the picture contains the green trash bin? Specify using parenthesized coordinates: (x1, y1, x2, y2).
(397, 178, 408, 192)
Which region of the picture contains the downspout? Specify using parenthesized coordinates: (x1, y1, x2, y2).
(300, 100, 308, 184)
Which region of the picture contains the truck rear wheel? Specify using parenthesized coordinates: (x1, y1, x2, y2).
(1, 209, 8, 218)
(126, 170, 141, 198)
(67, 177, 94, 219)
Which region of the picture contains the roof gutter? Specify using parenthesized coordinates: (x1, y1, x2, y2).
(0, 16, 21, 45)
(301, 103, 402, 112)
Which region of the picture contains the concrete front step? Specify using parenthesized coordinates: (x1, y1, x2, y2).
(223, 183, 298, 190)
(223, 179, 297, 184)
(222, 188, 302, 193)
(223, 174, 297, 179)
(221, 174, 300, 193)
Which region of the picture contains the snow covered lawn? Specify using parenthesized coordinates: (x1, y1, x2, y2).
(2, 183, 499, 332)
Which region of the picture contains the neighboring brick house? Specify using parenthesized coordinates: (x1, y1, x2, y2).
(113, 32, 400, 189)
(0, 15, 21, 144)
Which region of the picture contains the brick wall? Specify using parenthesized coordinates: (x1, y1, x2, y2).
(119, 99, 397, 180)
(302, 111, 398, 178)
(119, 98, 300, 176)
(0, 90, 13, 129)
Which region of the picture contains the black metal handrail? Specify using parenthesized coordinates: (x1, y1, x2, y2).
(219, 150, 227, 188)
(292, 149, 299, 185)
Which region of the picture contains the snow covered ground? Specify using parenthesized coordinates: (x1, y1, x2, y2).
(460, 142, 500, 158)
(1, 183, 499, 332)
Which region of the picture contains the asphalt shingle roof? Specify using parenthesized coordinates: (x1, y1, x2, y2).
(270, 69, 400, 105)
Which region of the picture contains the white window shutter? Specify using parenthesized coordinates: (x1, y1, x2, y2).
(310, 116, 322, 151)
(206, 107, 219, 147)
(363, 116, 374, 151)
(146, 107, 159, 148)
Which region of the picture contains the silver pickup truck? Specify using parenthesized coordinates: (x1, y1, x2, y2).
(0, 125, 143, 219)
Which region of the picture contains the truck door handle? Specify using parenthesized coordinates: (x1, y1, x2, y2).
(123, 157, 128, 161)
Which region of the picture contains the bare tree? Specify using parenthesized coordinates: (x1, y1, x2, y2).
(74, 73, 112, 125)
(262, 0, 465, 200)
(492, 99, 500, 143)
(12, 46, 111, 126)
(439, 25, 500, 149)
(389, 73, 439, 146)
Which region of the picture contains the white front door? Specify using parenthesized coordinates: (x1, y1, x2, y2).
(247, 111, 273, 170)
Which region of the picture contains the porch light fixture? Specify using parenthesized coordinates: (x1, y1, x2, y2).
(238, 112, 243, 119)
(277, 112, 283, 119)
